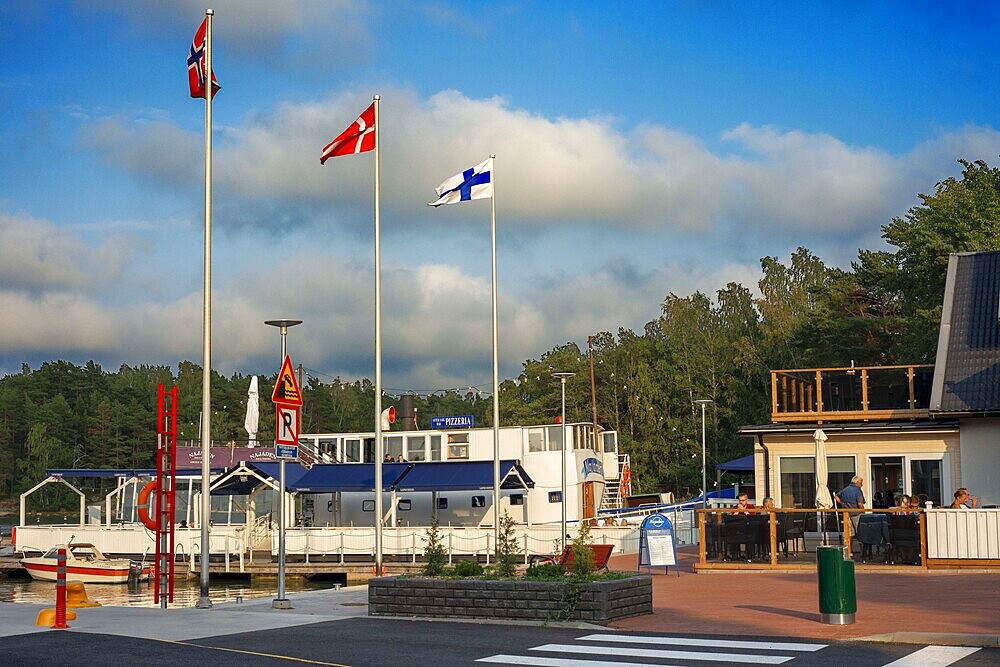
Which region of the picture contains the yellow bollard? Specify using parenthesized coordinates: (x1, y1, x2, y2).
(36, 608, 78, 626)
(66, 582, 101, 608)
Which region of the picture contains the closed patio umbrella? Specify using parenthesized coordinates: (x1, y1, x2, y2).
(244, 376, 259, 447)
(814, 428, 838, 544)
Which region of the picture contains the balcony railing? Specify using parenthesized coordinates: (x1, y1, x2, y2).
(771, 364, 933, 423)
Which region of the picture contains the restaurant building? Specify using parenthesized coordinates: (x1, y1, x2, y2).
(740, 250, 999, 509)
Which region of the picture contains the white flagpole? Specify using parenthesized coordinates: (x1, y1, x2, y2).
(197, 7, 214, 610)
(490, 154, 500, 550)
(373, 95, 384, 575)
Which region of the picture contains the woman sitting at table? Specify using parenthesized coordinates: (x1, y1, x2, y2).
(759, 497, 775, 512)
(895, 494, 911, 514)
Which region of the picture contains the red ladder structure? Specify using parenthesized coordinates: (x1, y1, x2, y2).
(155, 384, 178, 606)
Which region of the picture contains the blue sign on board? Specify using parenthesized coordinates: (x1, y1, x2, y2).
(275, 445, 299, 460)
(430, 415, 474, 429)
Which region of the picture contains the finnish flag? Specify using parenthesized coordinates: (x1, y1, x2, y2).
(428, 158, 493, 207)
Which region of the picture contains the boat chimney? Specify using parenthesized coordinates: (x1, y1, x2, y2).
(399, 394, 417, 431)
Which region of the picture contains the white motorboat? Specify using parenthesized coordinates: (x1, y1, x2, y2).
(21, 542, 150, 584)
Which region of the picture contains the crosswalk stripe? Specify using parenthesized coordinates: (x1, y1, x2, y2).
(530, 643, 795, 664)
(477, 656, 689, 667)
(880, 645, 981, 667)
(579, 633, 827, 652)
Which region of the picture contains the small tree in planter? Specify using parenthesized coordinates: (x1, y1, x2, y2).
(422, 516, 447, 576)
(493, 512, 520, 578)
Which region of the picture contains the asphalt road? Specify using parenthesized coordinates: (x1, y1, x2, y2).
(2, 618, 997, 666)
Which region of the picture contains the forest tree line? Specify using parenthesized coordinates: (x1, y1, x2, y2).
(2, 160, 997, 506)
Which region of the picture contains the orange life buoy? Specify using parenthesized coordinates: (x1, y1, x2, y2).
(137, 480, 158, 531)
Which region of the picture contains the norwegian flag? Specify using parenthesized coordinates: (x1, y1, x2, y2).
(320, 102, 376, 164)
(187, 18, 220, 99)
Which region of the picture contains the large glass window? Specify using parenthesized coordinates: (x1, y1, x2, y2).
(406, 436, 426, 461)
(780, 456, 856, 509)
(344, 438, 361, 463)
(528, 429, 545, 452)
(603, 432, 617, 454)
(430, 435, 442, 461)
(910, 459, 942, 506)
(547, 426, 563, 452)
(780, 457, 814, 509)
(386, 436, 403, 460)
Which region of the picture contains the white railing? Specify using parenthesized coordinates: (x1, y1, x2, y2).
(926, 509, 1000, 559)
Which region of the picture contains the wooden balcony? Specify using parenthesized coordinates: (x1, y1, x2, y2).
(771, 364, 934, 423)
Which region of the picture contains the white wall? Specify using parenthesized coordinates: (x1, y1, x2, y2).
(958, 418, 1000, 507)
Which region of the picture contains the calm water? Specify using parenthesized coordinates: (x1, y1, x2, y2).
(0, 573, 343, 607)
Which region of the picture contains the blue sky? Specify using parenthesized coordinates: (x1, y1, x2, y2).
(1, 1, 998, 395)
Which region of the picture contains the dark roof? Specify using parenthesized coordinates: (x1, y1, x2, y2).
(930, 251, 1000, 414)
(738, 419, 958, 436)
(715, 454, 754, 473)
(48, 468, 221, 478)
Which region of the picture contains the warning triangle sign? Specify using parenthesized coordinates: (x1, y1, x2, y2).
(271, 355, 303, 407)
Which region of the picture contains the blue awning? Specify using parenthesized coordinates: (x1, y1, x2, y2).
(715, 454, 755, 473)
(390, 460, 534, 492)
(293, 463, 412, 493)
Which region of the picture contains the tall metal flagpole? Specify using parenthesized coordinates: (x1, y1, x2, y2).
(490, 155, 501, 549)
(373, 95, 384, 575)
(196, 7, 214, 610)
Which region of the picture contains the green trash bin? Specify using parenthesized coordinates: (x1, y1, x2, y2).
(816, 545, 856, 624)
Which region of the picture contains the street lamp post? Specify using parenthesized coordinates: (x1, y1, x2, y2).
(265, 319, 302, 610)
(694, 399, 712, 510)
(552, 372, 575, 551)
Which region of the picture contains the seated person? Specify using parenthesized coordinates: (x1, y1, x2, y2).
(895, 495, 911, 514)
(759, 497, 775, 512)
(908, 496, 922, 512)
(732, 493, 754, 515)
(951, 487, 978, 509)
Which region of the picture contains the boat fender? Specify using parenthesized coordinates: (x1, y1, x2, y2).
(136, 480, 158, 531)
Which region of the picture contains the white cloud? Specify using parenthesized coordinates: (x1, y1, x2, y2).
(83, 89, 1000, 240)
(0, 214, 133, 292)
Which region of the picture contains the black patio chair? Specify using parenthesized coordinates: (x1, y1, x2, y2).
(856, 513, 890, 563)
(888, 514, 921, 565)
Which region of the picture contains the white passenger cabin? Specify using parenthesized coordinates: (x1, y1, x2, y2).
(296, 422, 619, 527)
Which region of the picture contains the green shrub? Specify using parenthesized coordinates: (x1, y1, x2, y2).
(451, 559, 484, 577)
(523, 561, 565, 580)
(569, 522, 595, 579)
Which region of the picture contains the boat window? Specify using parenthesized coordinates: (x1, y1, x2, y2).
(472, 496, 486, 508)
(406, 435, 426, 461)
(448, 444, 469, 459)
(362, 500, 375, 512)
(437, 497, 448, 509)
(510, 494, 524, 506)
(528, 429, 545, 453)
(603, 432, 617, 453)
(548, 491, 562, 503)
(386, 436, 403, 460)
(344, 439, 361, 463)
(447, 433, 469, 444)
(397, 499, 412, 511)
(547, 426, 563, 452)
(430, 435, 442, 461)
(318, 438, 338, 462)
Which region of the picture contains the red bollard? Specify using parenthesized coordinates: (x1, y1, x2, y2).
(53, 547, 69, 629)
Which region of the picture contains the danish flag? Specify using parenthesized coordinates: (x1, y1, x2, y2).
(187, 18, 220, 99)
(320, 103, 376, 164)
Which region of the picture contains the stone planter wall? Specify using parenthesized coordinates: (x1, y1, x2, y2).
(369, 575, 652, 625)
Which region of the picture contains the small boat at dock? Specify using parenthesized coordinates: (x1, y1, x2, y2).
(21, 543, 150, 584)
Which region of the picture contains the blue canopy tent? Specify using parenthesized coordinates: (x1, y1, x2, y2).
(715, 454, 756, 499)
